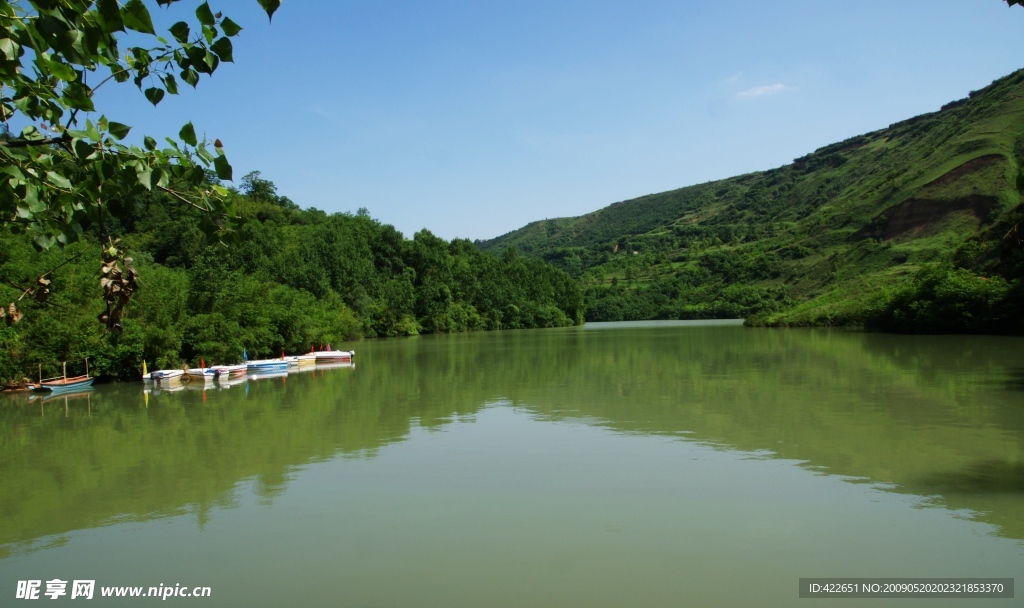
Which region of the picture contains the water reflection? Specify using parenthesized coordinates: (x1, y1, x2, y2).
(1, 323, 1022, 561)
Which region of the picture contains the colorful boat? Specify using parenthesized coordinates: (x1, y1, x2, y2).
(35, 375, 94, 393)
(296, 354, 317, 367)
(33, 359, 94, 393)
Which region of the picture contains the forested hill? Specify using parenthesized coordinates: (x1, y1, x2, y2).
(0, 176, 583, 384)
(477, 69, 1024, 331)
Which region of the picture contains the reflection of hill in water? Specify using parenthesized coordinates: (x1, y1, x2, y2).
(1, 324, 1023, 557)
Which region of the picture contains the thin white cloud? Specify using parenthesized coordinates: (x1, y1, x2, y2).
(735, 83, 794, 99)
(723, 72, 743, 84)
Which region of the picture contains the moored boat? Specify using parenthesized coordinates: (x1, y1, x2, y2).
(211, 364, 247, 380)
(184, 368, 217, 382)
(35, 375, 94, 393)
(296, 354, 317, 367)
(245, 359, 289, 374)
(33, 359, 94, 393)
(314, 350, 354, 364)
(150, 369, 184, 382)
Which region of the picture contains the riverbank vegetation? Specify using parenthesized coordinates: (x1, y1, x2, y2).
(478, 69, 1024, 333)
(0, 173, 583, 385)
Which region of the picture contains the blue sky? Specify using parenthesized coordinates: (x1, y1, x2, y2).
(99, 0, 1024, 241)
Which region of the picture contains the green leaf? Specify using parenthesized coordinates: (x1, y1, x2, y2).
(135, 163, 153, 190)
(213, 154, 232, 181)
(154, 167, 170, 189)
(63, 82, 95, 111)
(45, 171, 73, 189)
(169, 21, 190, 44)
(162, 73, 178, 95)
(210, 37, 233, 62)
(257, 0, 281, 21)
(85, 119, 101, 141)
(221, 17, 242, 37)
(195, 2, 215, 26)
(181, 68, 200, 87)
(144, 136, 158, 151)
(179, 122, 197, 146)
(0, 37, 18, 61)
(23, 183, 39, 210)
(45, 58, 76, 81)
(74, 139, 94, 160)
(108, 122, 131, 140)
(34, 235, 56, 250)
(96, 0, 125, 32)
(144, 87, 165, 106)
(122, 0, 155, 34)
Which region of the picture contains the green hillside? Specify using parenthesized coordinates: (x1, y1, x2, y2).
(477, 70, 1024, 331)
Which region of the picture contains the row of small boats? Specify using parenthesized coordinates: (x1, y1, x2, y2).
(147, 350, 355, 384)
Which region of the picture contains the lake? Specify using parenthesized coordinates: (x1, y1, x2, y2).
(1, 321, 1022, 606)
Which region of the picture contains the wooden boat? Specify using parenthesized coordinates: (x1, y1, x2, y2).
(29, 386, 94, 402)
(314, 350, 354, 364)
(35, 375, 94, 393)
(33, 359, 94, 393)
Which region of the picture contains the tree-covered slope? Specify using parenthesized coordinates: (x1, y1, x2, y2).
(477, 69, 1024, 329)
(0, 175, 584, 385)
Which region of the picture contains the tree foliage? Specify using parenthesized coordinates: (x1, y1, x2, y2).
(0, 175, 584, 385)
(0, 0, 278, 327)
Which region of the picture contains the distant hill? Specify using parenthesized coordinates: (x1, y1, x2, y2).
(477, 69, 1024, 329)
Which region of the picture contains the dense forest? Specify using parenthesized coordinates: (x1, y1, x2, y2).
(0, 173, 583, 385)
(478, 69, 1024, 333)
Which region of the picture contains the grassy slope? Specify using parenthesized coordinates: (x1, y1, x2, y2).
(477, 69, 1024, 325)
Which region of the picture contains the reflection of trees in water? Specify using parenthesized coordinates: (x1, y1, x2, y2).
(1, 326, 1023, 558)
(916, 460, 1024, 495)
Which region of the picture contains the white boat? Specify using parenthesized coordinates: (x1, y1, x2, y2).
(245, 359, 289, 373)
(314, 350, 354, 364)
(211, 364, 247, 380)
(285, 356, 299, 368)
(296, 354, 317, 367)
(150, 369, 184, 381)
(184, 368, 217, 382)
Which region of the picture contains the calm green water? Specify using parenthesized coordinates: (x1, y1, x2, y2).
(1, 321, 1023, 607)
